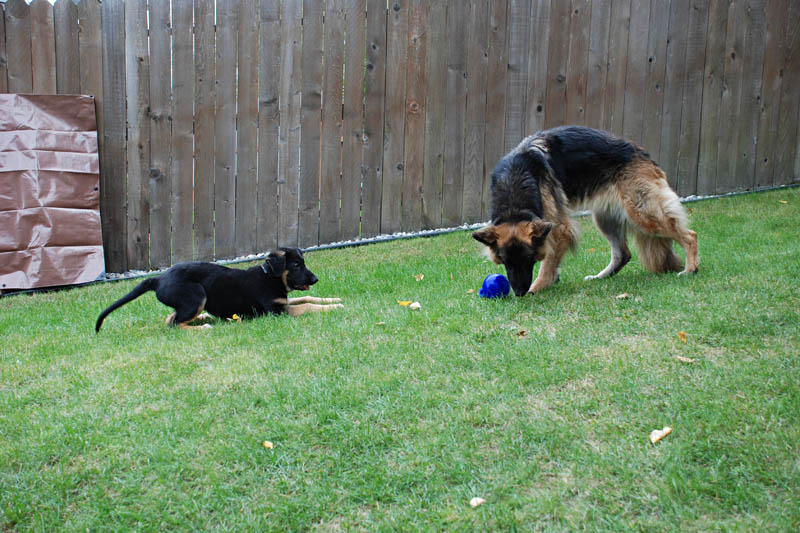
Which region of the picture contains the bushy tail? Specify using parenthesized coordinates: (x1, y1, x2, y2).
(95, 278, 159, 332)
(633, 233, 684, 273)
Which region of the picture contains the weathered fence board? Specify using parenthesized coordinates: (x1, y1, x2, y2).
(319, 0, 345, 244)
(421, 0, 446, 229)
(361, 0, 386, 238)
(235, 0, 260, 256)
(124, 0, 150, 270)
(54, 0, 80, 95)
(340, 0, 367, 240)
(257, 0, 281, 253)
(3, 0, 797, 273)
(401, 0, 428, 231)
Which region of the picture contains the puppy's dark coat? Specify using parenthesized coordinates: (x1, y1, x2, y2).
(95, 248, 342, 331)
(474, 126, 699, 297)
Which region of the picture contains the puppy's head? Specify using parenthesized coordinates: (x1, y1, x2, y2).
(472, 218, 552, 297)
(263, 248, 318, 292)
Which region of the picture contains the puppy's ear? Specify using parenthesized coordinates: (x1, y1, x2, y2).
(526, 219, 553, 240)
(472, 225, 498, 247)
(264, 252, 286, 277)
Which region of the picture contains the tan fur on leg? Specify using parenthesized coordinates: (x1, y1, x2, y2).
(287, 302, 344, 317)
(288, 296, 342, 304)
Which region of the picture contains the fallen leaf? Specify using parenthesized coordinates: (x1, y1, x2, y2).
(676, 355, 696, 364)
(450, 274, 454, 281)
(649, 426, 673, 444)
(414, 273, 424, 281)
(263, 441, 274, 449)
(588, 247, 596, 253)
(409, 301, 422, 310)
(469, 497, 486, 508)
(467, 289, 475, 294)
(779, 200, 788, 204)
(615, 293, 630, 300)
(677, 331, 687, 343)
(227, 313, 242, 322)
(516, 329, 528, 337)
(397, 300, 412, 306)
(375, 321, 386, 326)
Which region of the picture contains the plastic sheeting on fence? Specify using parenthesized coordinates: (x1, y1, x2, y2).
(0, 94, 105, 289)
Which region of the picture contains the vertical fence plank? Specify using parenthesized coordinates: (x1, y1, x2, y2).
(462, 0, 488, 224)
(544, 0, 570, 128)
(621, 0, 650, 143)
(401, 0, 428, 231)
(216, 0, 239, 256)
(659, 0, 690, 189)
(483, 0, 508, 219)
(717, 0, 746, 193)
(298, 0, 323, 247)
(380, 0, 409, 234)
(753, 0, 787, 188)
(340, 0, 367, 240)
(235, 0, 260, 255)
(320, 0, 346, 243)
(0, 5, 6, 93)
(277, 0, 302, 246)
(585, 0, 611, 130)
(30, 0, 56, 94)
(78, 0, 103, 99)
(774, 1, 800, 185)
(525, 0, 550, 134)
(676, 0, 710, 196)
(441, 0, 468, 226)
(257, 0, 281, 252)
(734, 0, 766, 191)
(603, 0, 630, 135)
(124, 0, 150, 270)
(170, 0, 194, 262)
(362, 0, 387, 237)
(565, 0, 590, 126)
(54, 0, 80, 94)
(6, 0, 32, 93)
(194, 0, 216, 261)
(697, 0, 729, 195)
(421, 0, 446, 229)
(100, 0, 127, 272)
(504, 0, 531, 150)
(147, 0, 172, 267)
(641, 0, 670, 161)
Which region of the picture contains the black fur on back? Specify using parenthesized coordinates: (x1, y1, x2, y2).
(536, 126, 648, 202)
(489, 147, 560, 224)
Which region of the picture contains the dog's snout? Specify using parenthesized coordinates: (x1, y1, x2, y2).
(309, 273, 318, 285)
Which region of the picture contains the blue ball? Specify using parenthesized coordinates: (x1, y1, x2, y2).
(479, 273, 510, 298)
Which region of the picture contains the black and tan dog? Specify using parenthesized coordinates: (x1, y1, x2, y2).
(473, 126, 698, 297)
(95, 247, 342, 331)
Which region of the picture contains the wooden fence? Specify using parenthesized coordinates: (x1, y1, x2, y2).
(2, 0, 799, 273)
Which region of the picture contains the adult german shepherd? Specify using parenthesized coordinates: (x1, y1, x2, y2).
(473, 126, 698, 297)
(95, 248, 342, 331)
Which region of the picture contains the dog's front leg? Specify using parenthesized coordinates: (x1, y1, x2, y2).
(288, 296, 342, 305)
(287, 302, 344, 317)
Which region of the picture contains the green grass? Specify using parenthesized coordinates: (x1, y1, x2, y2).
(1, 188, 799, 531)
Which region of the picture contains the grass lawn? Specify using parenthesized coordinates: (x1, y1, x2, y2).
(1, 187, 799, 530)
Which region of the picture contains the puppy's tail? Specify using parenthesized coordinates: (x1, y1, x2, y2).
(95, 277, 159, 332)
(633, 233, 684, 273)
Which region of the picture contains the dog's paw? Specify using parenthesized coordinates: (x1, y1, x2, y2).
(677, 268, 698, 277)
(584, 274, 600, 281)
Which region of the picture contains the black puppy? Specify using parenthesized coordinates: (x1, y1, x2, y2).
(95, 248, 342, 331)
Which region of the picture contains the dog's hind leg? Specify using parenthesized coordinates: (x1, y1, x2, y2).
(585, 210, 631, 280)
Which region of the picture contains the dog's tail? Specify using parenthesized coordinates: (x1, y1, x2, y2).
(633, 233, 684, 273)
(95, 277, 159, 332)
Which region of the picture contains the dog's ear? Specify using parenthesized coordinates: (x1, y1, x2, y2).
(526, 219, 553, 240)
(472, 225, 498, 247)
(264, 252, 286, 277)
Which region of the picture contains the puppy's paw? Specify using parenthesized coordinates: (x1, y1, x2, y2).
(677, 267, 698, 277)
(584, 274, 599, 281)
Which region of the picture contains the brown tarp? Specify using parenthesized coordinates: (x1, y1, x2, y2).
(0, 94, 104, 289)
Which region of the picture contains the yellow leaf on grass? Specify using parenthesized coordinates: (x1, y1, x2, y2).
(467, 289, 475, 294)
(263, 441, 274, 449)
(470, 497, 486, 508)
(676, 356, 696, 363)
(397, 300, 412, 306)
(414, 273, 424, 281)
(779, 200, 788, 204)
(677, 331, 687, 343)
(375, 321, 386, 326)
(649, 426, 672, 444)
